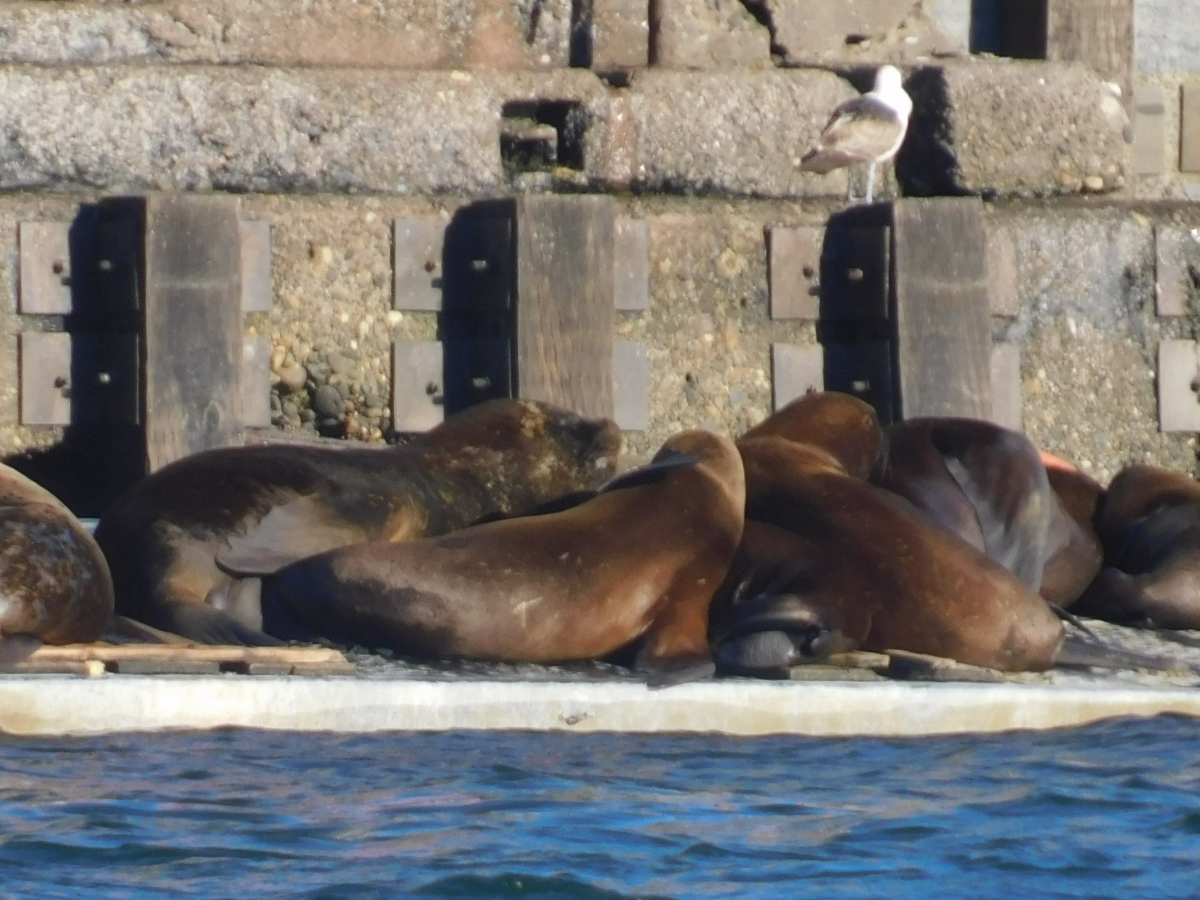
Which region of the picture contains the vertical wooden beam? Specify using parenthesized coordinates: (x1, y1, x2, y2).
(1046, 0, 1134, 105)
(143, 194, 243, 471)
(514, 195, 616, 420)
(891, 197, 991, 420)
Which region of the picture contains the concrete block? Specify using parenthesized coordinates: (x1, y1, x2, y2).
(990, 343, 1022, 432)
(613, 218, 650, 311)
(0, 68, 608, 194)
(1133, 82, 1167, 177)
(1158, 339, 1200, 432)
(0, 0, 573, 69)
(1155, 225, 1200, 317)
(986, 227, 1020, 317)
(772, 344, 823, 411)
(1135, 0, 1200, 74)
(628, 70, 855, 197)
(899, 62, 1131, 198)
(762, 0, 913, 57)
(591, 0, 649, 71)
(1182, 83, 1200, 174)
(764, 0, 964, 65)
(769, 226, 822, 320)
(652, 0, 771, 69)
(613, 340, 649, 430)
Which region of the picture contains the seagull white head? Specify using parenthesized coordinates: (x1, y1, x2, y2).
(871, 65, 912, 121)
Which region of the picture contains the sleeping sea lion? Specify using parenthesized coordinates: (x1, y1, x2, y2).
(870, 417, 1054, 592)
(1073, 464, 1200, 629)
(219, 430, 746, 681)
(0, 463, 113, 659)
(732, 434, 1066, 673)
(1038, 452, 1104, 608)
(95, 399, 621, 645)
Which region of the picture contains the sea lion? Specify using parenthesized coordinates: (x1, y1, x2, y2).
(220, 430, 745, 680)
(0, 463, 113, 659)
(871, 417, 1054, 592)
(731, 434, 1066, 673)
(740, 390, 884, 480)
(1073, 464, 1200, 629)
(1039, 452, 1104, 608)
(95, 399, 621, 645)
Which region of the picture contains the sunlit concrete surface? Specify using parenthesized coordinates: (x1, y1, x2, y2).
(1, 676, 1199, 737)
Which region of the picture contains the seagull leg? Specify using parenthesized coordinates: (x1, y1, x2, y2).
(865, 162, 877, 205)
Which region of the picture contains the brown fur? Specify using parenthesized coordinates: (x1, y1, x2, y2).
(95, 400, 621, 644)
(0, 463, 113, 655)
(730, 433, 1065, 673)
(250, 430, 745, 676)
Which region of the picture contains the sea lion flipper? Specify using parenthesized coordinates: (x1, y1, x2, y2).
(640, 656, 717, 689)
(216, 496, 365, 576)
(600, 451, 700, 493)
(156, 602, 285, 647)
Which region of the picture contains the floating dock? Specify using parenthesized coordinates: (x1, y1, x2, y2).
(3, 664, 1200, 738)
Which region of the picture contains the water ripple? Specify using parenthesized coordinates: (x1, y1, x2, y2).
(1, 716, 1200, 898)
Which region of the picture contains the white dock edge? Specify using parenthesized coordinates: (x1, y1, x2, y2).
(2, 677, 1200, 737)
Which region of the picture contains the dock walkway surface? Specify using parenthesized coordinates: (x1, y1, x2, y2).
(2, 621, 1200, 738)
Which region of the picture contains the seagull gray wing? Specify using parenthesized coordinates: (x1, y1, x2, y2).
(800, 95, 907, 174)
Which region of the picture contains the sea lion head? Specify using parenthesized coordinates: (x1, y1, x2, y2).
(738, 391, 884, 480)
(417, 399, 623, 511)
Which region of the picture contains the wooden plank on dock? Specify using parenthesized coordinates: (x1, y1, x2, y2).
(143, 194, 244, 471)
(514, 194, 616, 420)
(2, 642, 356, 678)
(891, 197, 991, 420)
(1046, 0, 1134, 106)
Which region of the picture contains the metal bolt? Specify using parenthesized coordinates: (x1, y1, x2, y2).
(96, 371, 112, 386)
(802, 265, 815, 279)
(471, 259, 490, 273)
(51, 260, 66, 275)
(847, 268, 864, 282)
(53, 376, 67, 389)
(851, 379, 870, 393)
(471, 376, 492, 391)
(424, 259, 437, 273)
(425, 381, 440, 396)
(97, 259, 113, 272)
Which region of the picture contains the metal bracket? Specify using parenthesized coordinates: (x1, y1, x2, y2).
(392, 339, 445, 432)
(769, 226, 823, 320)
(613, 340, 649, 430)
(1158, 339, 1200, 432)
(393, 218, 446, 312)
(614, 217, 649, 312)
(240, 220, 273, 314)
(20, 331, 140, 426)
(1155, 224, 1200, 317)
(771, 343, 824, 411)
(18, 222, 74, 315)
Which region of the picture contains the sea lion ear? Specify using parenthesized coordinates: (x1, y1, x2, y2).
(599, 451, 700, 494)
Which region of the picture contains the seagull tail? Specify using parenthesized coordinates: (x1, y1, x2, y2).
(798, 147, 847, 175)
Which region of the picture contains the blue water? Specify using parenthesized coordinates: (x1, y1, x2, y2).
(2, 717, 1199, 899)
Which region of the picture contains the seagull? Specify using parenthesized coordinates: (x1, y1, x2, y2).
(800, 65, 913, 205)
